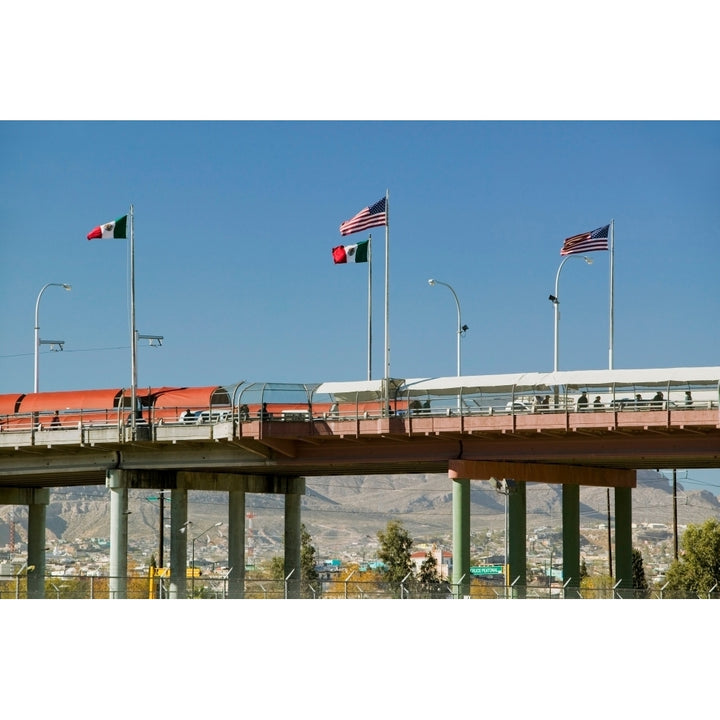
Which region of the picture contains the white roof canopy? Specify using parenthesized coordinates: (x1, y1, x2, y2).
(399, 367, 720, 396)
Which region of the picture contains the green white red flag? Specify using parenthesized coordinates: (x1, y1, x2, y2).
(332, 239, 369, 264)
(87, 215, 128, 240)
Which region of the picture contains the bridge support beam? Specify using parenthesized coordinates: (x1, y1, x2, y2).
(448, 460, 635, 488)
(169, 488, 188, 599)
(285, 491, 302, 599)
(28, 489, 49, 599)
(0, 488, 49, 599)
(508, 481, 526, 598)
(123, 471, 304, 599)
(562, 484, 580, 598)
(106, 470, 129, 599)
(614, 487, 633, 593)
(449, 460, 636, 598)
(228, 490, 245, 599)
(452, 478, 470, 598)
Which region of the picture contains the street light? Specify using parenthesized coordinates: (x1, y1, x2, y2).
(548, 256, 593, 372)
(492, 478, 516, 595)
(428, 279, 467, 376)
(189, 521, 222, 598)
(34, 282, 71, 392)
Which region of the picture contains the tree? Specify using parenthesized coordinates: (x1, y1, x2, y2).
(269, 556, 285, 582)
(377, 520, 414, 592)
(663, 518, 720, 598)
(417, 550, 444, 598)
(580, 573, 614, 599)
(579, 557, 589, 582)
(632, 548, 649, 598)
(300, 523, 319, 598)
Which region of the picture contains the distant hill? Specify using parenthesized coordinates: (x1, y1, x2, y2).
(1, 470, 718, 561)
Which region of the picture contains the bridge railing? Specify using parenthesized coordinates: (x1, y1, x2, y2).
(1, 380, 719, 447)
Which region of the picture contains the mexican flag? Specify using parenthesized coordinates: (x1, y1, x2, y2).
(87, 215, 128, 240)
(332, 239, 369, 264)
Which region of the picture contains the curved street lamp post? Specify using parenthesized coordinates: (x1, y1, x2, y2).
(548, 256, 593, 372)
(428, 278, 467, 376)
(34, 282, 72, 392)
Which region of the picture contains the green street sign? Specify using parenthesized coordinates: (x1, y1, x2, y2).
(470, 564, 504, 576)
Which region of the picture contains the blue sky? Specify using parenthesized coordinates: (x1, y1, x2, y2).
(2, 120, 719, 493)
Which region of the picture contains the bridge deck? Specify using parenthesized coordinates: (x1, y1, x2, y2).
(1, 405, 718, 488)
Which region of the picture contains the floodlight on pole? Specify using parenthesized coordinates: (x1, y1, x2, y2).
(190, 521, 223, 598)
(34, 282, 71, 392)
(136, 332, 164, 347)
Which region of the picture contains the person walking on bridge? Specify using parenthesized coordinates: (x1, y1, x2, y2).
(577, 391, 589, 411)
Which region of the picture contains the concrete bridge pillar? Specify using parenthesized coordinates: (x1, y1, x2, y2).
(0, 488, 50, 599)
(562, 483, 580, 597)
(508, 481, 527, 598)
(228, 490, 245, 599)
(27, 489, 49, 599)
(614, 487, 633, 593)
(106, 470, 129, 599)
(169, 488, 188, 599)
(452, 478, 470, 598)
(284, 491, 302, 599)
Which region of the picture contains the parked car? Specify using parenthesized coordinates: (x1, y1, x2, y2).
(505, 401, 531, 413)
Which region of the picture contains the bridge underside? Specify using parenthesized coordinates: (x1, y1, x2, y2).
(448, 460, 635, 487)
(0, 428, 716, 488)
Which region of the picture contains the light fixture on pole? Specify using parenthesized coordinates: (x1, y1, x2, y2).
(492, 477, 516, 595)
(549, 256, 593, 372)
(136, 332, 164, 347)
(189, 521, 222, 598)
(428, 279, 467, 376)
(34, 282, 71, 393)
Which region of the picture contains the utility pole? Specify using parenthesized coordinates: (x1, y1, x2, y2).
(673, 469, 679, 561)
(606, 489, 613, 579)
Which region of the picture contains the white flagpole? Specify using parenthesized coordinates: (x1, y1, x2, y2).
(383, 189, 390, 413)
(130, 204, 137, 437)
(367, 234, 372, 381)
(609, 218, 614, 370)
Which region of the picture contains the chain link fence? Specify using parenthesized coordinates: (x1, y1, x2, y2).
(2, 575, 718, 599)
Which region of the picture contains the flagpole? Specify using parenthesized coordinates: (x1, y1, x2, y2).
(609, 218, 614, 370)
(130, 204, 137, 438)
(367, 234, 372, 381)
(383, 189, 390, 413)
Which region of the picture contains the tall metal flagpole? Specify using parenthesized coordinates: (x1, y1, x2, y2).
(367, 234, 372, 380)
(383, 190, 390, 413)
(130, 204, 137, 437)
(609, 218, 615, 370)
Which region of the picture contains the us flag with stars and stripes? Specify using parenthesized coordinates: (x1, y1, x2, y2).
(560, 223, 609, 256)
(339, 197, 387, 236)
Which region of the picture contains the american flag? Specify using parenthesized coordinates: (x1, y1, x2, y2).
(560, 224, 610, 256)
(339, 197, 387, 236)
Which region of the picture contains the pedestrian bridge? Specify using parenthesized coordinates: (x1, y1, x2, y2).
(2, 366, 719, 598)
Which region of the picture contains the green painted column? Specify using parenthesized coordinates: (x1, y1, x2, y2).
(228, 490, 246, 599)
(27, 489, 49, 600)
(562, 483, 580, 598)
(508, 481, 526, 598)
(614, 486, 633, 593)
(169, 488, 188, 599)
(284, 491, 302, 599)
(452, 478, 471, 598)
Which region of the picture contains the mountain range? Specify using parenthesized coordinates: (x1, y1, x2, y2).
(2, 470, 718, 562)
